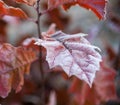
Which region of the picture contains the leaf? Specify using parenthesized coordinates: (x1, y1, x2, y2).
(8, 7, 28, 19)
(70, 79, 100, 105)
(48, 0, 107, 19)
(0, 43, 36, 98)
(35, 31, 102, 86)
(44, 8, 70, 30)
(94, 62, 117, 101)
(0, 0, 27, 19)
(0, 73, 12, 98)
(0, 1, 7, 17)
(69, 61, 117, 105)
(15, 0, 36, 6)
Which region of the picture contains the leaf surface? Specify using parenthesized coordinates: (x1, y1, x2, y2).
(0, 0, 27, 19)
(15, 0, 36, 6)
(48, 0, 107, 19)
(94, 62, 117, 101)
(0, 43, 36, 98)
(35, 31, 102, 86)
(69, 61, 117, 105)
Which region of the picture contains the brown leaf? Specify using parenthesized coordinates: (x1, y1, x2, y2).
(94, 62, 117, 101)
(15, 0, 36, 6)
(69, 62, 117, 105)
(8, 7, 28, 19)
(69, 78, 100, 105)
(0, 73, 12, 98)
(48, 0, 107, 19)
(0, 43, 36, 98)
(0, 0, 27, 19)
(46, 8, 70, 30)
(0, 0, 7, 17)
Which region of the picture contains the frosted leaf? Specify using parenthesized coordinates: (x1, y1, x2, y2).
(35, 31, 102, 86)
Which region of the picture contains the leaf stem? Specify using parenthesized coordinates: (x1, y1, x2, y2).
(36, 0, 42, 39)
(36, 0, 45, 105)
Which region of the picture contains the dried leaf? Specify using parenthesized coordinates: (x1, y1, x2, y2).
(69, 61, 117, 105)
(0, 43, 36, 98)
(48, 0, 107, 19)
(35, 31, 102, 86)
(0, 0, 27, 19)
(94, 62, 117, 101)
(0, 73, 12, 98)
(15, 0, 36, 6)
(0, 1, 7, 17)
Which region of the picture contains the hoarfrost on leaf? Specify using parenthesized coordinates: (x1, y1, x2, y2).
(35, 31, 102, 87)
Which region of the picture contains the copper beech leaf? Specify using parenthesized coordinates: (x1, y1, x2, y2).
(35, 31, 102, 86)
(15, 0, 36, 6)
(0, 1, 7, 17)
(0, 43, 36, 98)
(48, 0, 107, 19)
(0, 0, 27, 19)
(94, 62, 117, 101)
(69, 62, 117, 105)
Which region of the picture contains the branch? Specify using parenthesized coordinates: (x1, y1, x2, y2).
(35, 0, 45, 80)
(36, 0, 42, 38)
(35, 0, 45, 105)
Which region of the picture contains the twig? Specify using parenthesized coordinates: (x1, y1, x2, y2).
(35, 0, 45, 105)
